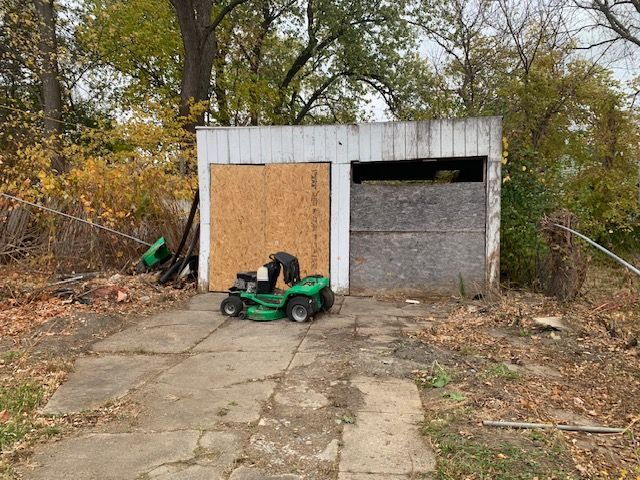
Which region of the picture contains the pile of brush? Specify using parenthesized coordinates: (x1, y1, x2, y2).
(540, 211, 587, 301)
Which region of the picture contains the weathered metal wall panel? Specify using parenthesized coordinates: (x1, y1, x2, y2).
(197, 118, 496, 165)
(486, 117, 502, 291)
(349, 181, 486, 296)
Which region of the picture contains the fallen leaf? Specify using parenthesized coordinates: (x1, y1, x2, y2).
(0, 409, 10, 423)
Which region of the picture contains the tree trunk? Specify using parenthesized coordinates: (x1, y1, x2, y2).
(32, 0, 65, 172)
(171, 0, 217, 132)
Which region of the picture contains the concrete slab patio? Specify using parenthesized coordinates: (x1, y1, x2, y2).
(21, 294, 446, 479)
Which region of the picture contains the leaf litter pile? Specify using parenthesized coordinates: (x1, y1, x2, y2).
(413, 283, 640, 478)
(0, 266, 191, 339)
(0, 265, 193, 475)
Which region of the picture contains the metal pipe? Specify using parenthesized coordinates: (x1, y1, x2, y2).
(1, 193, 152, 246)
(483, 420, 624, 434)
(553, 223, 640, 277)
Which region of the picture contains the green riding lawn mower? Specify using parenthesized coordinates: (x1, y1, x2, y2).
(220, 252, 335, 322)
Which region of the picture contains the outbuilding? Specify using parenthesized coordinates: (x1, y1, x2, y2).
(196, 117, 502, 296)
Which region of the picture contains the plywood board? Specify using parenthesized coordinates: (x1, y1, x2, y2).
(209, 165, 266, 291)
(209, 163, 330, 292)
(265, 163, 330, 289)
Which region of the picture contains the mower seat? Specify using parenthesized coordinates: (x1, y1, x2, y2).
(270, 252, 300, 285)
(256, 260, 281, 294)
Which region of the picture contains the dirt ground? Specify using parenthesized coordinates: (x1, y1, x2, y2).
(0, 264, 639, 479)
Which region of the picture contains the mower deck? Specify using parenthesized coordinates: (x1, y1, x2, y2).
(244, 304, 286, 321)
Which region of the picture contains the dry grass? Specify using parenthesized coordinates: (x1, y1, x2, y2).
(416, 265, 640, 478)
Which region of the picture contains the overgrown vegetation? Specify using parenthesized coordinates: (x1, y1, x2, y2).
(2, 0, 640, 278)
(0, 382, 44, 451)
(416, 269, 640, 477)
(424, 409, 574, 479)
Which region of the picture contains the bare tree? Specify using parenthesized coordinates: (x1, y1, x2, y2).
(414, 0, 508, 115)
(580, 0, 640, 48)
(495, 0, 570, 75)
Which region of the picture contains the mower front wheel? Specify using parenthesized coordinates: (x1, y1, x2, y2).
(320, 287, 335, 312)
(286, 296, 314, 323)
(220, 296, 243, 317)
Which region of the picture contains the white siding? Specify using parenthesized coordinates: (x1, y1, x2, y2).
(196, 129, 211, 292)
(198, 118, 496, 165)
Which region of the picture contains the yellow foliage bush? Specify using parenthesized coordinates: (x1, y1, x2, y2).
(1, 103, 200, 269)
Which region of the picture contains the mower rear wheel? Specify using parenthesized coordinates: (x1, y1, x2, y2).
(286, 296, 313, 323)
(320, 287, 335, 312)
(221, 296, 243, 317)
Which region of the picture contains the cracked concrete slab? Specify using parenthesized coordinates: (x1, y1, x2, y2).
(341, 296, 436, 318)
(198, 430, 243, 462)
(28, 294, 443, 480)
(315, 438, 339, 462)
(43, 355, 172, 414)
(274, 382, 329, 409)
(187, 292, 227, 311)
(147, 464, 225, 480)
(308, 314, 355, 331)
(339, 376, 435, 476)
(24, 431, 201, 480)
(351, 376, 423, 414)
(193, 318, 307, 352)
(299, 328, 358, 352)
(229, 466, 302, 480)
(93, 310, 225, 354)
(356, 325, 399, 344)
(154, 351, 292, 389)
(340, 412, 435, 475)
(133, 380, 277, 429)
(146, 430, 243, 478)
(288, 352, 318, 369)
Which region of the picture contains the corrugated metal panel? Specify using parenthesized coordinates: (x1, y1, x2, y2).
(486, 117, 502, 290)
(281, 126, 294, 163)
(405, 122, 417, 160)
(465, 118, 478, 157)
(441, 119, 454, 157)
(346, 124, 359, 162)
(370, 123, 384, 162)
(416, 122, 430, 158)
(453, 120, 466, 157)
(393, 122, 406, 160)
(382, 122, 395, 161)
(358, 123, 371, 162)
(428, 121, 441, 158)
(478, 117, 491, 158)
